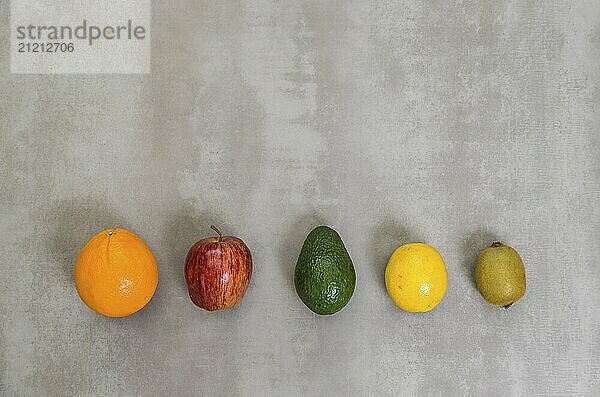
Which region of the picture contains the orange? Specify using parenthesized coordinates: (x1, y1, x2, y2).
(74, 228, 158, 317)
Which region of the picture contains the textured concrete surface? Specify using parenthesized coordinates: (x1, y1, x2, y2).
(1, 1, 599, 396)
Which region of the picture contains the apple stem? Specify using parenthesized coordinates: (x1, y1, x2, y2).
(211, 225, 224, 242)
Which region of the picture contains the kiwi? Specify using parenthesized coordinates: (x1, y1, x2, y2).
(475, 242, 526, 307)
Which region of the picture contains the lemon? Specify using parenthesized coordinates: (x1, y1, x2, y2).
(385, 243, 448, 312)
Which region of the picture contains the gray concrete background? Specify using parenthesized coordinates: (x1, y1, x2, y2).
(1, 1, 599, 396)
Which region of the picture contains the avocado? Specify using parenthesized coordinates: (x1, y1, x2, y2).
(294, 226, 356, 315)
(475, 242, 526, 308)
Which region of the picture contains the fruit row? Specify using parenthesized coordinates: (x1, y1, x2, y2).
(74, 225, 527, 317)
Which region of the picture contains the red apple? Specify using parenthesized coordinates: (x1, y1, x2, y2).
(185, 225, 252, 311)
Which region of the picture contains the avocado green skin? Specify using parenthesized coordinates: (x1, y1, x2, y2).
(294, 226, 356, 315)
(475, 243, 526, 307)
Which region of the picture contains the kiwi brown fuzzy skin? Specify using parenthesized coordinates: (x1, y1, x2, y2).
(475, 242, 526, 307)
